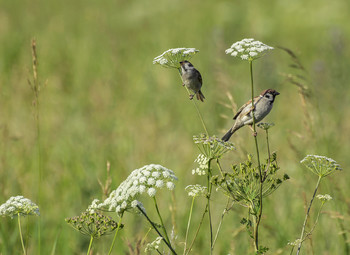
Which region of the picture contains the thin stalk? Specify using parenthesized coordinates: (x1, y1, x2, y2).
(87, 236, 94, 255)
(186, 203, 208, 255)
(153, 197, 171, 245)
(249, 60, 263, 252)
(177, 69, 209, 135)
(107, 216, 123, 255)
(207, 160, 213, 254)
(304, 202, 325, 240)
(212, 198, 230, 249)
(296, 176, 322, 255)
(18, 214, 26, 255)
(137, 205, 177, 255)
(183, 197, 195, 255)
(30, 39, 42, 255)
(263, 129, 272, 181)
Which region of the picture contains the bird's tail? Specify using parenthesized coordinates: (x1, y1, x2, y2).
(196, 90, 205, 102)
(221, 126, 240, 141)
(221, 128, 234, 142)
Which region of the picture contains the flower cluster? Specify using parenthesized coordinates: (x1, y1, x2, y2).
(88, 164, 177, 215)
(225, 38, 274, 61)
(145, 236, 163, 252)
(257, 122, 275, 131)
(0, 196, 40, 218)
(192, 154, 209, 176)
(193, 134, 235, 160)
(300, 155, 341, 177)
(316, 194, 333, 202)
(65, 212, 121, 238)
(185, 185, 207, 197)
(288, 238, 302, 246)
(153, 48, 199, 69)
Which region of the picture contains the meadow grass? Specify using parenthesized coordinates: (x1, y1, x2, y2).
(1, 0, 350, 254)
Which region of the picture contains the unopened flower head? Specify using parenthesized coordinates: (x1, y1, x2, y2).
(88, 164, 177, 215)
(145, 236, 163, 252)
(316, 194, 333, 202)
(257, 122, 275, 130)
(225, 38, 273, 61)
(301, 155, 341, 177)
(153, 48, 199, 69)
(0, 196, 40, 218)
(193, 134, 235, 159)
(185, 185, 207, 197)
(65, 211, 121, 238)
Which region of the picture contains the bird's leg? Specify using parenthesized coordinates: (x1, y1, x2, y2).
(249, 125, 257, 137)
(189, 94, 194, 100)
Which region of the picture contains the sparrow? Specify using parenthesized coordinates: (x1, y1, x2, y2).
(179, 61, 205, 102)
(221, 89, 280, 141)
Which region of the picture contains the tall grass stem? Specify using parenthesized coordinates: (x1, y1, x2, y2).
(183, 197, 195, 255)
(296, 176, 322, 254)
(30, 38, 42, 255)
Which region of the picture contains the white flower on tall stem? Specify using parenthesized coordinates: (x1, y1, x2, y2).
(225, 38, 274, 61)
(300, 155, 341, 177)
(153, 48, 199, 69)
(0, 196, 40, 218)
(88, 164, 178, 215)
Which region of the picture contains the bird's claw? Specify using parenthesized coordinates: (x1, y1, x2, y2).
(189, 94, 194, 100)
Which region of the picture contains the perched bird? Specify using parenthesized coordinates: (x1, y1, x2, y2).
(222, 89, 280, 141)
(179, 61, 205, 102)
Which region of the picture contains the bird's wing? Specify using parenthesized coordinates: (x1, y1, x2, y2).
(233, 95, 262, 120)
(197, 70, 203, 85)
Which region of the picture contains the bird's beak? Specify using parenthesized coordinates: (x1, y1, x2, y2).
(275, 91, 280, 96)
(179, 61, 183, 65)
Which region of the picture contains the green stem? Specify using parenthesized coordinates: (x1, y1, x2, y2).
(303, 202, 325, 240)
(249, 60, 263, 252)
(186, 203, 208, 255)
(207, 160, 213, 254)
(137, 205, 177, 255)
(296, 176, 322, 255)
(262, 129, 272, 182)
(177, 69, 209, 136)
(153, 197, 171, 245)
(212, 198, 230, 250)
(31, 39, 42, 255)
(107, 215, 123, 255)
(183, 197, 195, 255)
(18, 214, 26, 255)
(87, 235, 94, 255)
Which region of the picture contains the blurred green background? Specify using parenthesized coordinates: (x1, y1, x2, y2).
(1, 0, 350, 254)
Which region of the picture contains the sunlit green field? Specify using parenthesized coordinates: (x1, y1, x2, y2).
(1, 0, 350, 254)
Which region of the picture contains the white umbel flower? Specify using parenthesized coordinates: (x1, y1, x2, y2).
(145, 236, 163, 252)
(87, 164, 177, 215)
(153, 48, 199, 69)
(0, 196, 40, 218)
(316, 194, 333, 202)
(301, 155, 341, 177)
(185, 185, 207, 197)
(225, 38, 273, 61)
